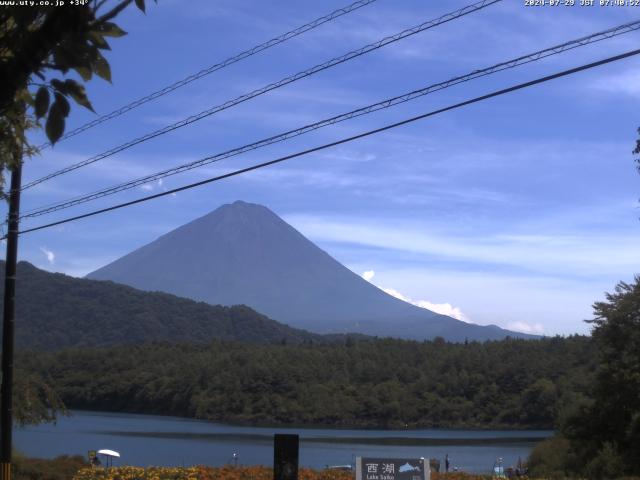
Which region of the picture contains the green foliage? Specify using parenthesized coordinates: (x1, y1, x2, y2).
(633, 127, 640, 168)
(518, 378, 557, 425)
(527, 436, 571, 479)
(135, 0, 147, 13)
(583, 442, 626, 480)
(13, 453, 87, 480)
(0, 261, 329, 350)
(12, 368, 67, 426)
(34, 87, 49, 118)
(539, 277, 640, 478)
(570, 277, 640, 476)
(0, 0, 154, 193)
(45, 93, 69, 143)
(20, 335, 594, 429)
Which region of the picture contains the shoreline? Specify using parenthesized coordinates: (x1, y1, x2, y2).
(63, 408, 557, 434)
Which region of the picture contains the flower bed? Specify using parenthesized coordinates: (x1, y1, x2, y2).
(73, 466, 504, 480)
(73, 466, 354, 480)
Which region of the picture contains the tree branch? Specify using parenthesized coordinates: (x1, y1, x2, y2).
(95, 0, 134, 24)
(0, 8, 89, 115)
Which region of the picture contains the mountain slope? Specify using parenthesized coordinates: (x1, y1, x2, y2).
(0, 261, 327, 351)
(87, 201, 534, 341)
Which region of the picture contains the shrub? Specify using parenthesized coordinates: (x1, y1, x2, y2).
(527, 436, 571, 479)
(14, 454, 87, 480)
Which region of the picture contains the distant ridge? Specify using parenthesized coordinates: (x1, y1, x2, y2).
(87, 201, 537, 341)
(0, 261, 332, 351)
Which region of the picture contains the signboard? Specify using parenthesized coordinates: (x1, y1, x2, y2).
(274, 434, 298, 480)
(356, 457, 430, 480)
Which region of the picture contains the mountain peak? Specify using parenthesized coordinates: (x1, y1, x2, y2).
(87, 202, 536, 341)
(221, 200, 264, 211)
(196, 200, 281, 226)
(231, 199, 255, 207)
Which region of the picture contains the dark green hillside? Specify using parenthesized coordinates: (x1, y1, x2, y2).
(21, 335, 594, 429)
(0, 261, 326, 350)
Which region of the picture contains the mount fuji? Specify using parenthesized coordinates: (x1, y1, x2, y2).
(87, 201, 535, 341)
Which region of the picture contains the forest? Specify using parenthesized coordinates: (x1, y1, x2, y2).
(20, 335, 593, 429)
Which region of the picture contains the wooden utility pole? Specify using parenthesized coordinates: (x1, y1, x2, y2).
(1, 164, 23, 480)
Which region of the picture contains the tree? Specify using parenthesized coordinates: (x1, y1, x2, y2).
(560, 277, 640, 478)
(518, 378, 557, 426)
(0, 0, 154, 193)
(13, 368, 66, 426)
(1, 0, 155, 426)
(587, 278, 640, 473)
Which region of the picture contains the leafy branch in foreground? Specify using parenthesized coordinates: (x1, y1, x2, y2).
(12, 368, 67, 426)
(0, 0, 155, 425)
(0, 0, 155, 194)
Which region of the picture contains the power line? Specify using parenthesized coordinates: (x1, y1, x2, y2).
(20, 18, 640, 219)
(36, 0, 379, 150)
(13, 47, 640, 239)
(23, 0, 502, 191)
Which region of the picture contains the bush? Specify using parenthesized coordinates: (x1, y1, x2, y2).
(14, 454, 87, 480)
(583, 442, 625, 480)
(527, 436, 571, 479)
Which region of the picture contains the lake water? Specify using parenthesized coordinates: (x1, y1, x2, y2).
(15, 410, 551, 474)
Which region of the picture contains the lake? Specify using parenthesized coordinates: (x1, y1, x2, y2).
(15, 410, 551, 474)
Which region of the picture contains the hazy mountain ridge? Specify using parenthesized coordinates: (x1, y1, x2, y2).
(88, 200, 536, 341)
(0, 261, 337, 351)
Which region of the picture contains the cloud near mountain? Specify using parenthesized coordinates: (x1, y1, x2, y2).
(360, 270, 469, 322)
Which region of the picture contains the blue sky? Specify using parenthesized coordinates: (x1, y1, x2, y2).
(5, 0, 640, 335)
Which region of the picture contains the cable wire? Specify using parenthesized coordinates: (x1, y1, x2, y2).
(20, 18, 640, 219)
(36, 0, 379, 149)
(23, 0, 502, 191)
(13, 47, 640, 238)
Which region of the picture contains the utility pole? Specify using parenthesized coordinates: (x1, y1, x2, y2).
(1, 164, 22, 480)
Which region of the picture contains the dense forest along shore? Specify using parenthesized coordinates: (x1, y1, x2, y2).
(19, 336, 592, 429)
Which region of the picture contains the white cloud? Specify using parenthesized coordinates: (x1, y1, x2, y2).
(589, 69, 640, 99)
(348, 265, 608, 335)
(507, 321, 545, 335)
(381, 287, 410, 302)
(140, 179, 167, 193)
(361, 271, 469, 322)
(362, 270, 375, 281)
(414, 300, 468, 322)
(39, 247, 55, 264)
(381, 287, 469, 322)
